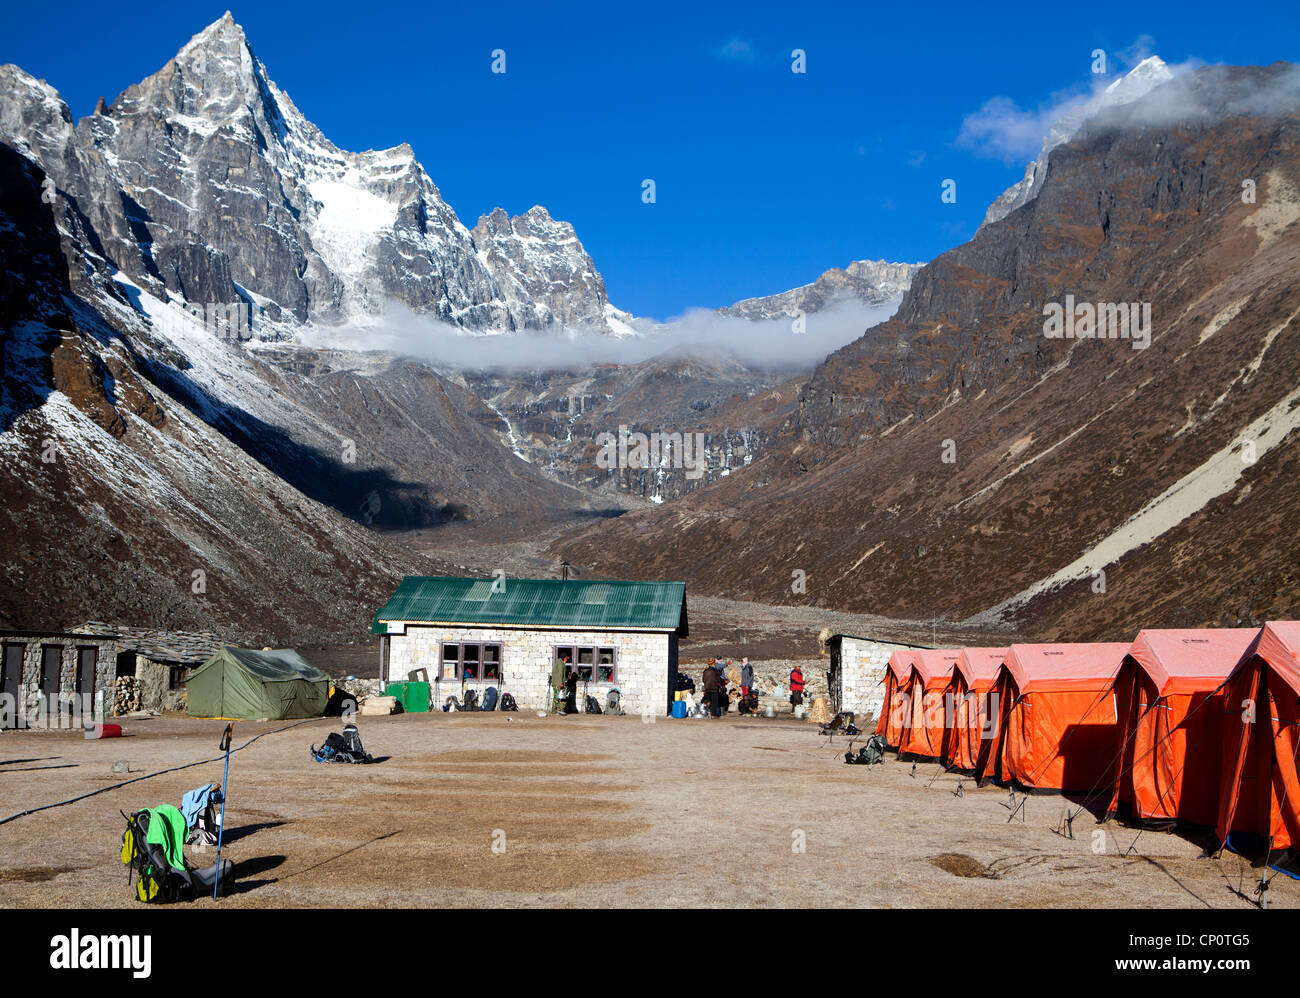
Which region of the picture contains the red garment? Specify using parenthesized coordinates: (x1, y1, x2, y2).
(789, 669, 805, 692)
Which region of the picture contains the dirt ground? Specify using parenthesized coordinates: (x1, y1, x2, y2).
(0, 712, 1292, 909)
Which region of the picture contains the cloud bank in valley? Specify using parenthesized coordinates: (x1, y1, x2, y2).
(296, 296, 904, 373)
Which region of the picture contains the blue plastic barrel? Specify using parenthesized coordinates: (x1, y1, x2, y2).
(671, 701, 688, 719)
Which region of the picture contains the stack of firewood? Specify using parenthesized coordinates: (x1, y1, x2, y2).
(114, 676, 140, 714)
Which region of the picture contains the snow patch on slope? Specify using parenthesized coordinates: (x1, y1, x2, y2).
(307, 178, 399, 278)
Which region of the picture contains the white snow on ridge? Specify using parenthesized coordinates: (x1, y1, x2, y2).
(982, 56, 1176, 227)
(602, 303, 641, 340)
(307, 178, 400, 278)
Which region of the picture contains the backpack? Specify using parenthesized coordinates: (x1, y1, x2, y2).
(604, 689, 625, 715)
(462, 689, 480, 711)
(481, 686, 499, 712)
(845, 735, 888, 766)
(500, 693, 518, 712)
(585, 695, 603, 714)
(311, 724, 373, 764)
(120, 809, 234, 903)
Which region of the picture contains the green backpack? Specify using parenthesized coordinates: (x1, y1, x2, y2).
(845, 735, 887, 766)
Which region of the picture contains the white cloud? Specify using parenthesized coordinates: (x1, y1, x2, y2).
(956, 92, 1090, 165)
(1115, 35, 1158, 70)
(955, 46, 1209, 165)
(716, 38, 757, 63)
(296, 296, 903, 373)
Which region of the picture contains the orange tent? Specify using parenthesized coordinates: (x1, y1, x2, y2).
(875, 650, 919, 748)
(949, 648, 1007, 772)
(899, 649, 960, 760)
(975, 642, 1129, 792)
(1107, 628, 1257, 827)
(1216, 621, 1300, 860)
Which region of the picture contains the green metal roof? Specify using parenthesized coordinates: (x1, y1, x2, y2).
(371, 577, 688, 635)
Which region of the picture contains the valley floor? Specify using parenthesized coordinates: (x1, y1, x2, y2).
(0, 712, 1288, 909)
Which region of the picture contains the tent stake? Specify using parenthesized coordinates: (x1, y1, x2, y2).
(1254, 871, 1272, 909)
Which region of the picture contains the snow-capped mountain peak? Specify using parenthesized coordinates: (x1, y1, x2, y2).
(5, 13, 622, 336)
(1104, 55, 1172, 97)
(982, 56, 1176, 227)
(470, 205, 612, 332)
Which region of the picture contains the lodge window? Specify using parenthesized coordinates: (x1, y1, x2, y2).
(554, 645, 617, 683)
(169, 666, 188, 690)
(440, 642, 503, 681)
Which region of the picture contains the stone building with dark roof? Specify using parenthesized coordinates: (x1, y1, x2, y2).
(78, 622, 223, 713)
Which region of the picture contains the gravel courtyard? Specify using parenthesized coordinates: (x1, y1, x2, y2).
(0, 711, 1292, 908)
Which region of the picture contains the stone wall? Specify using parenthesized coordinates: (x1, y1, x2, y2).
(135, 655, 188, 712)
(1, 636, 117, 728)
(832, 636, 927, 723)
(385, 625, 672, 715)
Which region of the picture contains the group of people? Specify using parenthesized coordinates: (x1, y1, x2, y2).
(552, 651, 810, 719)
(699, 658, 806, 718)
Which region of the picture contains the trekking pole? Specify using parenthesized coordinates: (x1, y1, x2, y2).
(213, 722, 232, 899)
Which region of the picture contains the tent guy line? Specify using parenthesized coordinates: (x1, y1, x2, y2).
(0, 718, 314, 827)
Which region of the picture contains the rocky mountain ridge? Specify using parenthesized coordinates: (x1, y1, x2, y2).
(718, 259, 922, 321)
(2, 13, 619, 336)
(982, 56, 1177, 227)
(555, 62, 1300, 641)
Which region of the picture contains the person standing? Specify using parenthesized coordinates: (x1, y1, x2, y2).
(702, 659, 722, 718)
(552, 653, 571, 713)
(740, 658, 754, 696)
(789, 664, 805, 711)
(564, 666, 579, 714)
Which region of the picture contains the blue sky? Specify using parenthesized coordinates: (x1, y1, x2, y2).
(5, 1, 1298, 319)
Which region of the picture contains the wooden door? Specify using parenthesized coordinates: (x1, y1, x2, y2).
(40, 645, 62, 723)
(1, 644, 23, 730)
(76, 646, 98, 719)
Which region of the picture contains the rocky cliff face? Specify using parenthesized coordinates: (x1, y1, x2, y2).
(470, 206, 616, 333)
(2, 13, 618, 335)
(982, 56, 1176, 227)
(556, 63, 1300, 640)
(0, 16, 627, 641)
(463, 349, 805, 503)
(719, 259, 921, 321)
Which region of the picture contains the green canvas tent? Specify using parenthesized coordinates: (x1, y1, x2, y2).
(186, 647, 329, 720)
